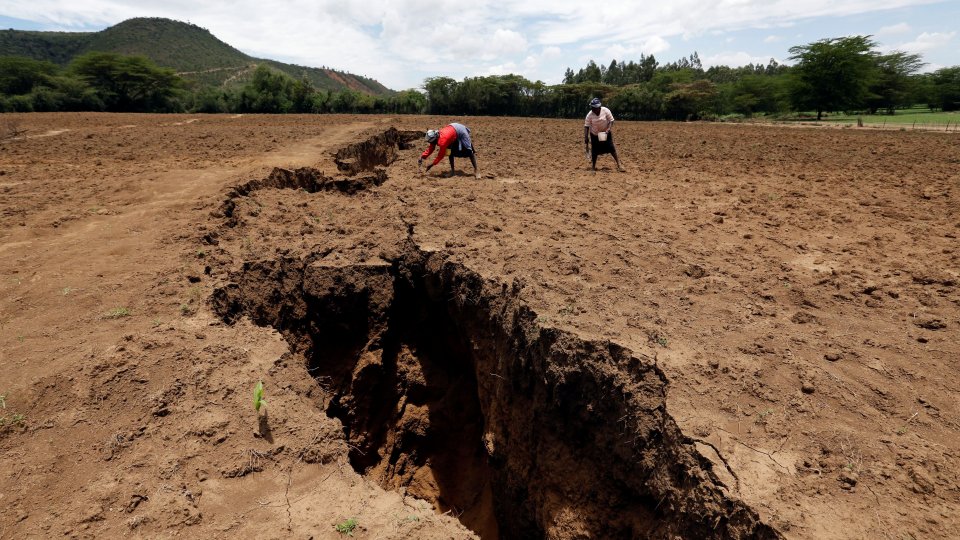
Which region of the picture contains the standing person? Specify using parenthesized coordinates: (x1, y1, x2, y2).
(418, 122, 480, 179)
(583, 97, 625, 172)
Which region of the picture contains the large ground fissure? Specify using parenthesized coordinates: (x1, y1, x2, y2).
(212, 248, 781, 540)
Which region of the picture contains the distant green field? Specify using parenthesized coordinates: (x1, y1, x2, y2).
(821, 108, 960, 126)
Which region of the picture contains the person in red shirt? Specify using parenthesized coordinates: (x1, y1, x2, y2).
(418, 122, 480, 179)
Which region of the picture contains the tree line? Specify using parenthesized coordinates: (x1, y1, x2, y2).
(0, 52, 426, 114)
(2, 36, 959, 119)
(427, 37, 958, 120)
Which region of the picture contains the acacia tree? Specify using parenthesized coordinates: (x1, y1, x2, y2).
(70, 52, 182, 111)
(929, 67, 960, 111)
(868, 51, 925, 114)
(0, 56, 59, 95)
(788, 35, 878, 120)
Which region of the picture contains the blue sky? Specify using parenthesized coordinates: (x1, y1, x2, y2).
(2, 1, 957, 90)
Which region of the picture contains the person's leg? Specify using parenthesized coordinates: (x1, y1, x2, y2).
(590, 134, 598, 170)
(607, 132, 625, 171)
(610, 142, 625, 171)
(448, 153, 455, 177)
(469, 151, 479, 178)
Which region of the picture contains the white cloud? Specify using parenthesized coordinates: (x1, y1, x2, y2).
(895, 31, 956, 54)
(763, 35, 782, 43)
(642, 35, 671, 54)
(541, 46, 562, 59)
(0, 0, 952, 89)
(701, 51, 778, 68)
(877, 22, 911, 35)
(485, 62, 518, 76)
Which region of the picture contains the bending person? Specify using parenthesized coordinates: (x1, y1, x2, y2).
(584, 97, 625, 172)
(419, 122, 479, 179)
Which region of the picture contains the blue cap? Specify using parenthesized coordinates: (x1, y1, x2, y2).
(589, 97, 602, 108)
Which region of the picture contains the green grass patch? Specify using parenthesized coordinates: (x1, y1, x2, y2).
(103, 307, 131, 319)
(820, 108, 960, 126)
(334, 518, 358, 536)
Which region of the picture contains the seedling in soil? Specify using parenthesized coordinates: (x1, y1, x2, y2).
(0, 394, 26, 429)
(1, 413, 26, 426)
(755, 408, 774, 425)
(104, 307, 130, 319)
(334, 517, 358, 536)
(253, 381, 266, 413)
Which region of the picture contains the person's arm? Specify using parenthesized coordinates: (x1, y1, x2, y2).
(419, 144, 436, 167)
(606, 109, 615, 132)
(584, 125, 590, 145)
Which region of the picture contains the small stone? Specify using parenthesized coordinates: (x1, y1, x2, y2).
(824, 352, 842, 362)
(684, 264, 707, 279)
(909, 466, 936, 494)
(915, 318, 946, 330)
(801, 382, 815, 394)
(708, 359, 720, 369)
(839, 470, 859, 486)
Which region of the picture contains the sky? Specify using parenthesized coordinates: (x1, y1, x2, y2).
(2, 0, 958, 90)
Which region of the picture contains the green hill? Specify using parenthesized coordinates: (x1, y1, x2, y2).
(0, 17, 392, 95)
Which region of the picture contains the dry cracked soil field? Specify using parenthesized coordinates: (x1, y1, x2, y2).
(0, 112, 958, 539)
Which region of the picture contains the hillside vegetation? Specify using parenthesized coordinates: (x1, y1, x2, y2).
(0, 17, 391, 95)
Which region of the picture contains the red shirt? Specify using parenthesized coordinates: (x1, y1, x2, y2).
(421, 125, 458, 167)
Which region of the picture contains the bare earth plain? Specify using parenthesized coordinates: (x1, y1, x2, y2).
(0, 113, 958, 539)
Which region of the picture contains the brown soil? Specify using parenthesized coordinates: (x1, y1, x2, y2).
(0, 113, 958, 539)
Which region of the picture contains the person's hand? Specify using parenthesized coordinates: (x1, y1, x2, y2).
(418, 157, 423, 167)
(425, 164, 432, 172)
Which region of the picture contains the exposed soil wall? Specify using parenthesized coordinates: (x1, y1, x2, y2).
(212, 246, 781, 539)
(334, 127, 424, 176)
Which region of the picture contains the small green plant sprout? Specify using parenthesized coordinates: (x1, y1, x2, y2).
(0, 394, 26, 429)
(104, 307, 130, 319)
(755, 408, 774, 425)
(334, 517, 358, 536)
(61, 286, 75, 296)
(253, 381, 266, 413)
